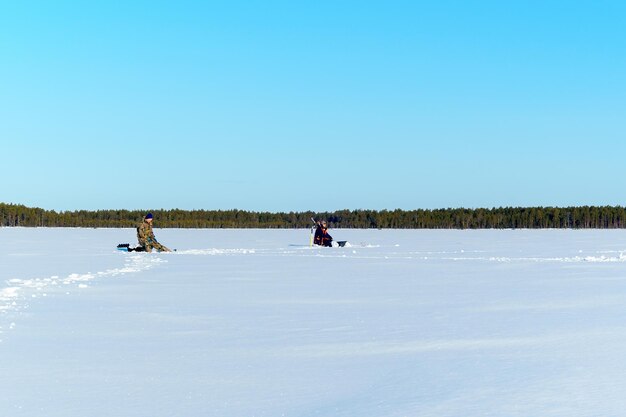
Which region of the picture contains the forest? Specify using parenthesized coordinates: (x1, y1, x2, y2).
(2, 203, 626, 229)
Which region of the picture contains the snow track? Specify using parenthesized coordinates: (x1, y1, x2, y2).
(1, 255, 166, 330)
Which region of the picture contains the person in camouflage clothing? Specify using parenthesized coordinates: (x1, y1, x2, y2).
(137, 213, 172, 252)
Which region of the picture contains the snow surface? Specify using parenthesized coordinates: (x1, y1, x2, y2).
(2, 227, 626, 416)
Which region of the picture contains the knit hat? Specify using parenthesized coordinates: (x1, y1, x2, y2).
(145, 212, 153, 220)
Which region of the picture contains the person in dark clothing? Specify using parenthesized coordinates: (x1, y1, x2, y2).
(313, 220, 333, 247)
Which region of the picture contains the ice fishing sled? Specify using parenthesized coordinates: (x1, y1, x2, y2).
(117, 243, 145, 252)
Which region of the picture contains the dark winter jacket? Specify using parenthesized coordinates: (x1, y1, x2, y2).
(314, 225, 333, 247)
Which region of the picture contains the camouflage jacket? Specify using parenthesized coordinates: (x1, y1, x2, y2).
(137, 220, 157, 246)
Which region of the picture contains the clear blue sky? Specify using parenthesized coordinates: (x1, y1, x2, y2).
(1, 1, 625, 212)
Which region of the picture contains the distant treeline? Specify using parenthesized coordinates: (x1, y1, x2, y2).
(3, 203, 626, 229)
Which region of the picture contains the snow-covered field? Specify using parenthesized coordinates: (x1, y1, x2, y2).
(2, 228, 626, 416)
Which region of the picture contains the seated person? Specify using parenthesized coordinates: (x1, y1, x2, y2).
(137, 213, 172, 252)
(313, 220, 333, 247)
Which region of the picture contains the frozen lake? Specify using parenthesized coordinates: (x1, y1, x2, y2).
(2, 228, 626, 416)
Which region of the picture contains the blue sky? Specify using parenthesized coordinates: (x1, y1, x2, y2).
(1, 1, 625, 212)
